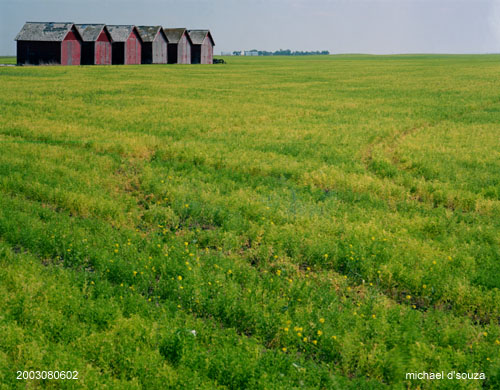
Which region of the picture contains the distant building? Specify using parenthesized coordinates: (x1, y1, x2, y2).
(164, 28, 192, 64)
(15, 22, 83, 65)
(75, 24, 112, 65)
(107, 25, 142, 65)
(187, 30, 215, 64)
(137, 26, 168, 64)
(244, 50, 259, 56)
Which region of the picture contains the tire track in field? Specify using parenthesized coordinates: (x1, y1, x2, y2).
(361, 98, 500, 216)
(362, 97, 500, 172)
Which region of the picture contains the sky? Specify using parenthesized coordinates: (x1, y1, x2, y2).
(1, 0, 500, 55)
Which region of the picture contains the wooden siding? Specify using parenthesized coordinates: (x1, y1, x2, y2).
(200, 36, 213, 64)
(152, 32, 167, 64)
(61, 30, 81, 65)
(177, 33, 191, 64)
(125, 29, 141, 65)
(95, 30, 111, 65)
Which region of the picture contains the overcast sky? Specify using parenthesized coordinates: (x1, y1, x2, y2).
(1, 0, 500, 55)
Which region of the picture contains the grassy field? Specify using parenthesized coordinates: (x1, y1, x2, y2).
(0, 55, 499, 389)
(0, 56, 16, 65)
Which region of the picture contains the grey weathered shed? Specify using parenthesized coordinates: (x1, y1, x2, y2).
(137, 26, 168, 64)
(188, 30, 215, 64)
(164, 28, 192, 64)
(15, 22, 83, 65)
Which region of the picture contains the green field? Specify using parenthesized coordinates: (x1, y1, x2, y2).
(0, 55, 499, 389)
(0, 56, 16, 65)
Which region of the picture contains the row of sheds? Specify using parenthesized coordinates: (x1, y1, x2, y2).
(15, 22, 215, 66)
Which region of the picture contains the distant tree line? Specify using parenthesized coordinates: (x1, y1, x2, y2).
(232, 50, 330, 56)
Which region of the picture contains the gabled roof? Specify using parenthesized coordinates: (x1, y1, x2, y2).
(136, 26, 167, 43)
(15, 22, 82, 42)
(163, 28, 192, 44)
(107, 25, 141, 42)
(187, 30, 215, 46)
(75, 24, 110, 42)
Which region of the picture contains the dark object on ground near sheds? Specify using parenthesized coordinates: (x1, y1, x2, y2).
(187, 30, 215, 64)
(107, 25, 142, 65)
(164, 28, 192, 64)
(75, 24, 112, 65)
(213, 58, 226, 64)
(15, 22, 83, 65)
(137, 26, 168, 64)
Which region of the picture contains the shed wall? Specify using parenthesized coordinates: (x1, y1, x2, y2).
(152, 32, 167, 64)
(177, 33, 191, 64)
(95, 30, 111, 65)
(200, 37, 213, 64)
(61, 31, 81, 65)
(125, 30, 141, 65)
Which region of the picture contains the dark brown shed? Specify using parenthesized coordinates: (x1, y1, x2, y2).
(137, 26, 168, 64)
(188, 30, 215, 64)
(15, 22, 83, 66)
(76, 24, 112, 65)
(164, 28, 192, 64)
(107, 25, 142, 65)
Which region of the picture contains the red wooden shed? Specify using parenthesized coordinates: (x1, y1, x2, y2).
(188, 30, 215, 65)
(137, 26, 168, 64)
(15, 22, 82, 66)
(107, 25, 142, 65)
(164, 28, 192, 64)
(76, 24, 112, 65)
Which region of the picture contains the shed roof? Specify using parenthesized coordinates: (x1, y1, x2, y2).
(107, 25, 140, 42)
(163, 28, 191, 44)
(136, 26, 167, 43)
(187, 30, 215, 46)
(75, 24, 108, 42)
(15, 22, 80, 42)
